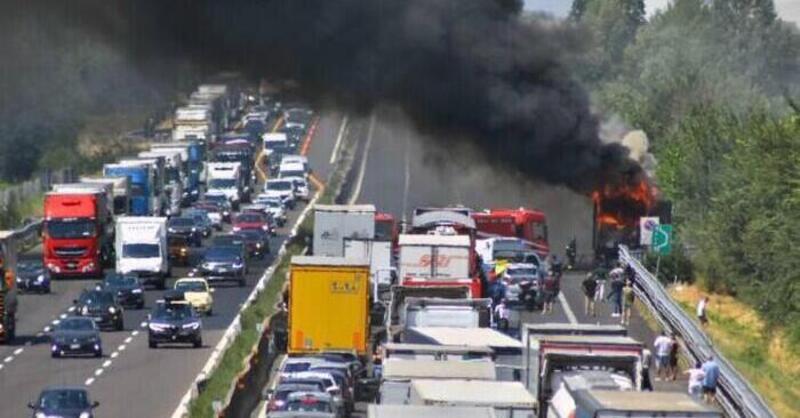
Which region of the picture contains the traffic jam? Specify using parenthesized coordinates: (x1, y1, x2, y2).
(6, 83, 317, 417)
(261, 205, 723, 417)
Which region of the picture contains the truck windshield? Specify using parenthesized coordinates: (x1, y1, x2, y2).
(209, 179, 236, 189)
(267, 181, 292, 191)
(46, 220, 96, 239)
(123, 243, 160, 258)
(375, 221, 394, 241)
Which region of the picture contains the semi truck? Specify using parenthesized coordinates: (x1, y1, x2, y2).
(151, 140, 205, 199)
(79, 176, 131, 215)
(408, 379, 537, 418)
(397, 234, 482, 297)
(103, 162, 155, 216)
(115, 217, 169, 289)
(344, 238, 394, 302)
(119, 157, 167, 216)
(139, 150, 184, 213)
(173, 106, 214, 144)
(380, 359, 497, 405)
(313, 205, 376, 257)
(472, 208, 550, 259)
(288, 256, 370, 356)
(565, 390, 720, 418)
(43, 188, 112, 277)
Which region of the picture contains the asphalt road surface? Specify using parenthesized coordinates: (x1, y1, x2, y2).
(0, 111, 346, 418)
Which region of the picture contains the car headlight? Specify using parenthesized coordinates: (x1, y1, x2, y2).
(191, 227, 197, 232)
(132, 288, 143, 294)
(80, 411, 91, 418)
(149, 323, 169, 331)
(35, 274, 46, 283)
(182, 322, 200, 330)
(35, 412, 46, 418)
(108, 306, 117, 314)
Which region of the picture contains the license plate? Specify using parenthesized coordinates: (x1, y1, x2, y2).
(70, 344, 80, 350)
(93, 317, 102, 322)
(218, 268, 227, 273)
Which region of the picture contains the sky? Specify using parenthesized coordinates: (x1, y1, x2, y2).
(524, 0, 800, 24)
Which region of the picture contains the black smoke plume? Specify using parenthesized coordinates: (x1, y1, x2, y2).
(4, 0, 643, 191)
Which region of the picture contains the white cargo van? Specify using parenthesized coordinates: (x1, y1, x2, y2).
(115, 217, 169, 289)
(206, 162, 242, 208)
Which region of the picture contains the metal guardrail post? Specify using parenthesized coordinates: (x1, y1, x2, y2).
(619, 245, 775, 418)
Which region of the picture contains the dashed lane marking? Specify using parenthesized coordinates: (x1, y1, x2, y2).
(558, 291, 578, 325)
(13, 348, 23, 355)
(68, 306, 76, 313)
(43, 326, 51, 333)
(4, 356, 13, 363)
(94, 368, 103, 377)
(110, 352, 119, 359)
(102, 360, 112, 368)
(118, 344, 126, 351)
(124, 336, 133, 344)
(131, 330, 139, 336)
(85, 377, 95, 386)
(59, 313, 67, 319)
(140, 321, 147, 328)
(329, 115, 349, 164)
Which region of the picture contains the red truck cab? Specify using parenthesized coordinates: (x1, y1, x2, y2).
(374, 212, 399, 250)
(472, 208, 549, 258)
(44, 191, 110, 277)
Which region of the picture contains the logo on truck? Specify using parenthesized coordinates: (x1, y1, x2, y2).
(330, 279, 360, 294)
(419, 254, 452, 268)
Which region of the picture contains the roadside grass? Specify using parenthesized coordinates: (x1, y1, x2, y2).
(669, 284, 800, 417)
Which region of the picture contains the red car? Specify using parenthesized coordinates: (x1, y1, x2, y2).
(232, 212, 270, 233)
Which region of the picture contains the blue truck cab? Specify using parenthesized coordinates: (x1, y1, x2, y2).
(103, 162, 154, 216)
(119, 158, 167, 216)
(151, 141, 205, 201)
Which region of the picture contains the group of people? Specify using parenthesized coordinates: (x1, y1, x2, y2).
(581, 262, 636, 325)
(648, 332, 719, 403)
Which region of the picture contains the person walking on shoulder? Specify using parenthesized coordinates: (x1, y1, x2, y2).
(697, 296, 710, 326)
(621, 280, 635, 326)
(607, 273, 624, 317)
(494, 299, 510, 332)
(641, 348, 654, 391)
(685, 361, 705, 400)
(653, 332, 674, 381)
(701, 356, 720, 404)
(582, 272, 598, 317)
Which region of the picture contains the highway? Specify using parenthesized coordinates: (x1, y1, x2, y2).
(0, 111, 347, 417)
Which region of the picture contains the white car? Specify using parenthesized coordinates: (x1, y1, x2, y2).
(254, 195, 287, 226)
(264, 179, 296, 209)
(283, 176, 309, 201)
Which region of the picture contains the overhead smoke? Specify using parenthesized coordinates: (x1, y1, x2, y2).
(6, 0, 645, 192)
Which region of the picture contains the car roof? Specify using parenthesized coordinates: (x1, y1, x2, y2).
(42, 385, 89, 392)
(286, 391, 333, 402)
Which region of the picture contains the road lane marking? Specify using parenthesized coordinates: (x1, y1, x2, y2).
(118, 344, 126, 351)
(43, 326, 51, 333)
(140, 321, 147, 328)
(52, 320, 60, 326)
(131, 330, 139, 336)
(124, 336, 133, 344)
(94, 368, 103, 376)
(85, 377, 95, 386)
(348, 112, 377, 205)
(13, 348, 23, 355)
(59, 313, 67, 319)
(300, 117, 319, 156)
(102, 360, 112, 368)
(110, 352, 119, 359)
(68, 306, 76, 313)
(0, 364, 4, 370)
(329, 115, 349, 164)
(4, 356, 13, 363)
(558, 291, 578, 324)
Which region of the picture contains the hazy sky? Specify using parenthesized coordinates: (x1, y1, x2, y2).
(524, 0, 800, 24)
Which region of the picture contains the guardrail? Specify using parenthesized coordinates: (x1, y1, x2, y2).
(619, 245, 775, 418)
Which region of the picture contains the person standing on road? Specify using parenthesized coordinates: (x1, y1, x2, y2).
(621, 280, 635, 326)
(550, 255, 563, 278)
(697, 296, 710, 326)
(669, 335, 680, 380)
(653, 332, 674, 381)
(582, 272, 598, 317)
(685, 361, 705, 400)
(701, 356, 720, 404)
(641, 348, 654, 391)
(607, 272, 624, 317)
(541, 271, 558, 315)
(494, 299, 510, 332)
(594, 264, 608, 303)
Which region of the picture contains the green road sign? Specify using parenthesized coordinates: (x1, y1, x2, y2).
(651, 224, 673, 255)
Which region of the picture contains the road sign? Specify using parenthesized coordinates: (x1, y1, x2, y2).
(639, 217, 660, 246)
(651, 224, 672, 255)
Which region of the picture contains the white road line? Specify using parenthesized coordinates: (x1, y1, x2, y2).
(0, 364, 4, 370)
(68, 306, 76, 313)
(131, 330, 139, 336)
(118, 344, 126, 352)
(85, 377, 95, 386)
(124, 336, 133, 344)
(110, 352, 119, 359)
(59, 313, 67, 319)
(52, 320, 60, 326)
(94, 368, 103, 377)
(43, 326, 51, 333)
(13, 348, 23, 355)
(35, 332, 43, 339)
(102, 360, 112, 368)
(140, 321, 147, 328)
(348, 112, 376, 205)
(329, 115, 349, 164)
(558, 292, 578, 324)
(4, 356, 13, 363)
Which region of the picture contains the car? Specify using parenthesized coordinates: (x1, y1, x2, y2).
(28, 386, 99, 418)
(167, 216, 203, 246)
(235, 229, 270, 258)
(148, 299, 203, 348)
(174, 278, 214, 315)
(503, 262, 540, 310)
(264, 179, 296, 209)
(190, 245, 247, 286)
(279, 372, 344, 413)
(254, 195, 287, 226)
(211, 234, 249, 258)
(50, 317, 102, 358)
(16, 258, 50, 293)
(284, 176, 310, 202)
(268, 391, 337, 418)
(267, 383, 327, 413)
(73, 288, 124, 331)
(183, 208, 214, 237)
(100, 272, 145, 309)
(168, 234, 192, 266)
(284, 108, 314, 130)
(193, 202, 225, 229)
(233, 212, 270, 233)
(308, 363, 356, 412)
(201, 193, 233, 221)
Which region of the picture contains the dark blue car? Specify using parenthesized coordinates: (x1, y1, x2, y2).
(16, 259, 51, 293)
(28, 386, 99, 418)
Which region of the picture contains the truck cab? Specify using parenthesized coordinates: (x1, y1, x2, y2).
(472, 208, 549, 259)
(103, 162, 155, 216)
(120, 157, 168, 216)
(207, 162, 243, 209)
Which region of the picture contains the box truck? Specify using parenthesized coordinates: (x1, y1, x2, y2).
(408, 379, 537, 418)
(398, 234, 481, 297)
(79, 176, 131, 215)
(115, 217, 169, 289)
(313, 205, 375, 257)
(289, 256, 370, 355)
(380, 359, 497, 405)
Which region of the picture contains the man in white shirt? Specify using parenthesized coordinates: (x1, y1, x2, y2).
(653, 332, 674, 381)
(697, 297, 709, 326)
(494, 299, 510, 332)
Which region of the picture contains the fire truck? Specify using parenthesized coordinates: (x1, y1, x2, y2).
(471, 208, 550, 258)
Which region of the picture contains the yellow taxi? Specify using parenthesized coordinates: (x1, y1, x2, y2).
(173, 278, 214, 315)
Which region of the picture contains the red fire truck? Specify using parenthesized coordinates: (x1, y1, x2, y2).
(471, 208, 549, 258)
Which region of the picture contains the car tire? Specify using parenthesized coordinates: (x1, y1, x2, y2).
(149, 340, 157, 349)
(51, 351, 60, 359)
(95, 349, 103, 358)
(116, 319, 124, 332)
(193, 337, 202, 348)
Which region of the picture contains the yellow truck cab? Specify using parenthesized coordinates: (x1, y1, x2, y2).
(174, 278, 214, 315)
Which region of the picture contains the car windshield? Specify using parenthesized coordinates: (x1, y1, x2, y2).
(281, 380, 324, 391)
(209, 178, 236, 189)
(213, 236, 243, 246)
(46, 220, 96, 239)
(17, 260, 44, 273)
(203, 195, 227, 204)
(175, 281, 207, 292)
(105, 275, 137, 287)
(375, 221, 394, 241)
(205, 246, 240, 262)
(284, 362, 312, 373)
(263, 200, 281, 208)
(280, 170, 305, 179)
(267, 181, 292, 191)
(509, 267, 537, 276)
(169, 218, 194, 227)
(38, 389, 89, 410)
(123, 243, 160, 258)
(152, 303, 193, 320)
(286, 398, 331, 413)
(79, 291, 114, 306)
(58, 318, 95, 331)
(235, 214, 263, 223)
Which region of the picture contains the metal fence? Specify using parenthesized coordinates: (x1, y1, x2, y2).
(0, 168, 77, 210)
(619, 245, 775, 418)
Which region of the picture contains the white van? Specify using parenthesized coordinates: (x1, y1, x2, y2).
(115, 217, 169, 289)
(207, 162, 242, 208)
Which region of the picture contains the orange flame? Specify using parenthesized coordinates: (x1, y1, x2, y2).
(592, 178, 657, 229)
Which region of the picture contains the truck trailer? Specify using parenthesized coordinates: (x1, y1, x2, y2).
(289, 256, 370, 355)
(408, 379, 537, 418)
(313, 204, 376, 257)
